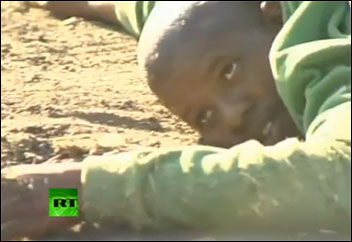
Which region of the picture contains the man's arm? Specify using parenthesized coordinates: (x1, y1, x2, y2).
(27, 1, 156, 37)
(114, 1, 156, 39)
(1, 2, 350, 240)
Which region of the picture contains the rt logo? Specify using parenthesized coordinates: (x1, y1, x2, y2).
(49, 188, 79, 217)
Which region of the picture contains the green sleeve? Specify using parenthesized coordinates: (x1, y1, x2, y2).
(271, 1, 351, 134)
(81, 1, 351, 232)
(114, 1, 156, 39)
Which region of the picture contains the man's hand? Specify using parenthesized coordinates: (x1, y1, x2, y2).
(1, 163, 83, 240)
(27, 1, 118, 23)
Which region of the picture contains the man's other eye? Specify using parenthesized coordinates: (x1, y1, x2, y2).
(222, 61, 239, 81)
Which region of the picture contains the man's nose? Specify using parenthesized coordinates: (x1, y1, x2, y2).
(197, 100, 252, 148)
(217, 100, 251, 130)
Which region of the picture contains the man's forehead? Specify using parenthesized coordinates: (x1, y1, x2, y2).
(140, 1, 271, 106)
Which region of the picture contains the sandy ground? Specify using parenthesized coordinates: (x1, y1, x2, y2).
(1, 1, 198, 170)
(1, 1, 350, 241)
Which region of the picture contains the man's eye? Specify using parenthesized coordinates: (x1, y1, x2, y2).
(197, 109, 213, 127)
(222, 61, 239, 81)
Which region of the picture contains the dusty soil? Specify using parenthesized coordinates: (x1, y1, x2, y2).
(1, 1, 198, 170)
(1, 2, 350, 241)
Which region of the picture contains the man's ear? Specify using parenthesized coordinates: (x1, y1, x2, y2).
(260, 1, 283, 32)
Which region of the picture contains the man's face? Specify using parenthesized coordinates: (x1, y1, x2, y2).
(154, 28, 300, 148)
(139, 1, 301, 148)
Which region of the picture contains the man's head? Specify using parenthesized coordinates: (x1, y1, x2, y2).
(138, 1, 300, 148)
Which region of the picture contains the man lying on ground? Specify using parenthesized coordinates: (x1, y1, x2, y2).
(1, 1, 351, 240)
(27, 1, 300, 147)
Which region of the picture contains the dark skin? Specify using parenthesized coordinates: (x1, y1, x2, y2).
(2, 1, 301, 240)
(138, 1, 301, 148)
(1, 163, 83, 240)
(27, 1, 118, 23)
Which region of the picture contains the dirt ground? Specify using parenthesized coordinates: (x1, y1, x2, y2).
(1, 1, 198, 170)
(1, 2, 350, 241)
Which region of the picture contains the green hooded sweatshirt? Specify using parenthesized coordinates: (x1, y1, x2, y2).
(81, 1, 351, 233)
(114, 1, 156, 39)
